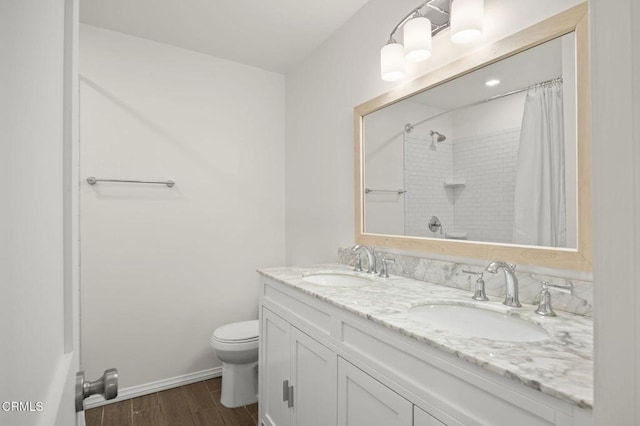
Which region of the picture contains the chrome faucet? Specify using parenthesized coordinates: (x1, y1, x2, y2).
(351, 244, 377, 274)
(485, 261, 521, 307)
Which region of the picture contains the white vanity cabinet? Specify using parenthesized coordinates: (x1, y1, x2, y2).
(338, 357, 412, 426)
(337, 356, 447, 426)
(261, 307, 337, 426)
(259, 275, 593, 426)
(414, 406, 447, 426)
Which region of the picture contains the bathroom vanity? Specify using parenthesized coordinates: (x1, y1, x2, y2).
(256, 5, 594, 425)
(257, 265, 592, 426)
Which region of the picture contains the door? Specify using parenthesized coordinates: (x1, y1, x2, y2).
(260, 308, 337, 426)
(1, 0, 82, 425)
(290, 328, 336, 426)
(261, 308, 292, 426)
(414, 406, 446, 426)
(337, 358, 412, 426)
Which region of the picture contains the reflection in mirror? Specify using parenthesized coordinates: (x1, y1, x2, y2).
(363, 33, 577, 249)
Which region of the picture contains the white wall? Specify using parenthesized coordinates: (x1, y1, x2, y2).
(79, 25, 285, 390)
(591, 0, 640, 423)
(285, 0, 584, 265)
(1, 2, 69, 425)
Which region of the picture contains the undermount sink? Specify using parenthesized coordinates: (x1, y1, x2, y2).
(303, 273, 372, 287)
(406, 304, 550, 342)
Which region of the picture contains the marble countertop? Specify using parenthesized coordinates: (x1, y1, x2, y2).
(258, 263, 593, 409)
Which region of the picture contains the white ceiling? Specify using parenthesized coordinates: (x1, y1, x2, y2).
(80, 0, 371, 74)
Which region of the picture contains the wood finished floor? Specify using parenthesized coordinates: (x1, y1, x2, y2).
(85, 378, 258, 426)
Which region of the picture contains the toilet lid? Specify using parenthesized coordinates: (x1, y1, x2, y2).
(213, 320, 259, 342)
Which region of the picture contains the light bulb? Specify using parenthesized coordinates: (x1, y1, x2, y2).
(380, 42, 405, 81)
(451, 0, 483, 44)
(403, 16, 432, 62)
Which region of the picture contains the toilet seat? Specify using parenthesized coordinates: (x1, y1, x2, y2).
(210, 336, 258, 357)
(213, 320, 258, 343)
(210, 321, 259, 365)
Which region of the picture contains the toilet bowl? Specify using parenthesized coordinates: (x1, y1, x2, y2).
(210, 320, 259, 408)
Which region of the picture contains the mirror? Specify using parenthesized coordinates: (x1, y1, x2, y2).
(364, 33, 576, 247)
(354, 4, 591, 271)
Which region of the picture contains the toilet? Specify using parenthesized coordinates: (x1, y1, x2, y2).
(210, 320, 259, 408)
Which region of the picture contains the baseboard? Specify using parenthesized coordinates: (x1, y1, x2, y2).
(84, 367, 222, 410)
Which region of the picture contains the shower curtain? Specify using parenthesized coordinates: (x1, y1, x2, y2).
(513, 80, 566, 247)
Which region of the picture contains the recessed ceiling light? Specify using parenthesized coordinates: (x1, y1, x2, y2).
(485, 79, 501, 87)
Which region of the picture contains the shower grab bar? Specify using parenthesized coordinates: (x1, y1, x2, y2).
(365, 188, 407, 195)
(87, 176, 175, 188)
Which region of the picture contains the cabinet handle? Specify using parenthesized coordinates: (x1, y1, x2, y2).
(283, 380, 289, 402)
(287, 384, 294, 408)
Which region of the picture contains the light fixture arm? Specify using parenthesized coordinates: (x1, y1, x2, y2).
(380, 0, 482, 81)
(387, 0, 450, 43)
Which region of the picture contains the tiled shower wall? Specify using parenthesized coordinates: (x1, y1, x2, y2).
(453, 127, 520, 243)
(404, 132, 453, 237)
(404, 127, 521, 243)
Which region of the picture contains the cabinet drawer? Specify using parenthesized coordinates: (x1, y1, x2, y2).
(414, 406, 446, 426)
(263, 281, 331, 336)
(341, 321, 563, 426)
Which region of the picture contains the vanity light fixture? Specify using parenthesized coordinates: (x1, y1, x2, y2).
(404, 14, 433, 62)
(485, 79, 501, 87)
(450, 0, 484, 44)
(381, 0, 484, 81)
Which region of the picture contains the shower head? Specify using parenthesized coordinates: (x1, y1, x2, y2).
(430, 130, 446, 142)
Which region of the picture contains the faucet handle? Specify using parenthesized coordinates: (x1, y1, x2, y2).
(535, 281, 573, 316)
(427, 216, 443, 234)
(379, 257, 395, 278)
(542, 280, 573, 294)
(535, 281, 556, 316)
(353, 252, 363, 272)
(462, 269, 488, 301)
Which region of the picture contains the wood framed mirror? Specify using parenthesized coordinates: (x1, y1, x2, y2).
(354, 3, 591, 271)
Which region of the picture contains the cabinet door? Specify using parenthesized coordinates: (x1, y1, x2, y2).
(414, 406, 446, 426)
(262, 308, 292, 426)
(291, 329, 337, 426)
(337, 357, 412, 426)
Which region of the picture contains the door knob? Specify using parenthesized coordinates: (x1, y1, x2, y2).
(75, 368, 118, 412)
